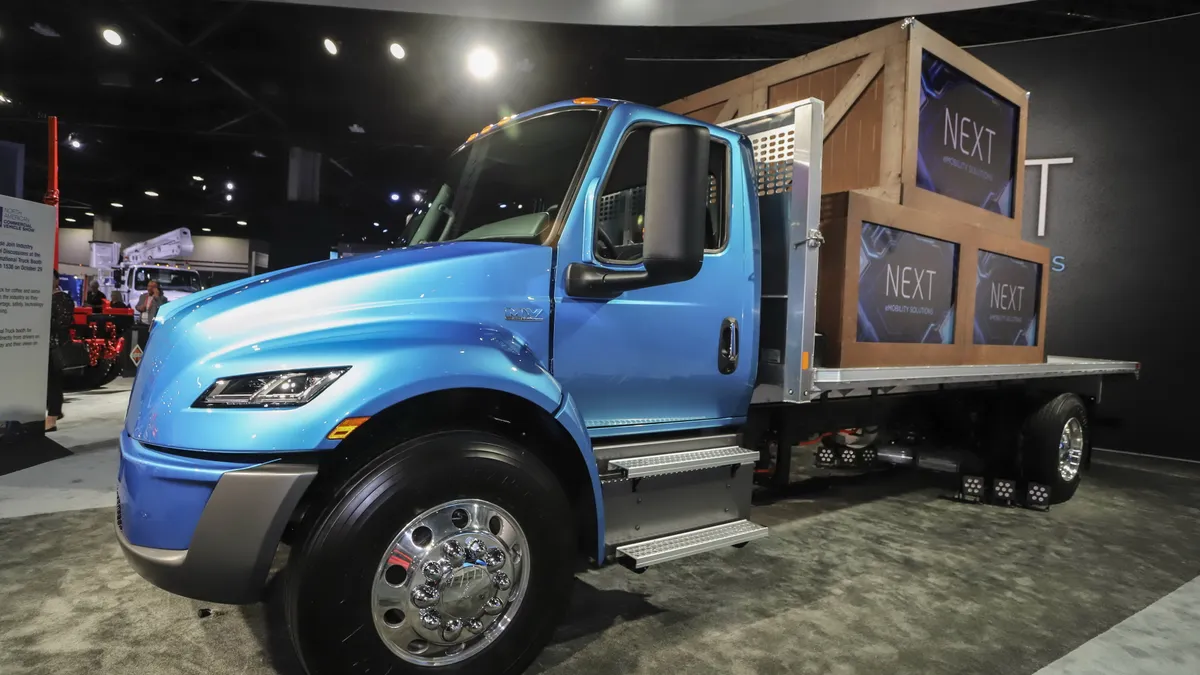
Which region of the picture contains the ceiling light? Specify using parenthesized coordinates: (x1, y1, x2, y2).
(65, 218, 76, 223)
(155, 77, 163, 83)
(412, 192, 422, 203)
(349, 123, 365, 134)
(191, 77, 200, 83)
(202, 227, 212, 232)
(202, 185, 207, 191)
(225, 181, 234, 191)
(389, 42, 406, 60)
(111, 202, 124, 208)
(390, 193, 400, 202)
(373, 222, 380, 227)
(382, 228, 389, 233)
(193, 175, 204, 181)
(101, 28, 123, 47)
(467, 47, 498, 80)
(144, 190, 159, 197)
(225, 194, 233, 202)
(84, 212, 94, 217)
(323, 38, 338, 56)
(236, 220, 247, 226)
(69, 138, 82, 149)
(0, 93, 11, 104)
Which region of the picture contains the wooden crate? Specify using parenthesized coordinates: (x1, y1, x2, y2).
(817, 191, 1048, 368)
(663, 19, 1029, 237)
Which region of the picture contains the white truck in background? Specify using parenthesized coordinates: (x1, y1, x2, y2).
(102, 228, 205, 304)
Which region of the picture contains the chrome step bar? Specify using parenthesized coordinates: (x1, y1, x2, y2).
(615, 520, 768, 567)
(608, 446, 758, 478)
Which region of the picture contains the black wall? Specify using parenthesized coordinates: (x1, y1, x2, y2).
(971, 17, 1200, 458)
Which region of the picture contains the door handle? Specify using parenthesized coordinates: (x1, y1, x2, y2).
(718, 317, 739, 375)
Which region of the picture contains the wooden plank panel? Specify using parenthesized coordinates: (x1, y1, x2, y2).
(824, 51, 884, 138)
(686, 101, 729, 123)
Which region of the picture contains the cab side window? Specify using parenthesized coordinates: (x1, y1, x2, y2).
(594, 127, 729, 264)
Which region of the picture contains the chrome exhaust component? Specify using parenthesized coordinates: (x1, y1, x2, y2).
(874, 444, 961, 474)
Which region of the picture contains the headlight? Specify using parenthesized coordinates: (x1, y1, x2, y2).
(194, 367, 349, 408)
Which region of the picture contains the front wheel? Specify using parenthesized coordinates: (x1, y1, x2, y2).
(285, 430, 576, 675)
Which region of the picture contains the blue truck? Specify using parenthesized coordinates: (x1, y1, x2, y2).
(116, 97, 1138, 674)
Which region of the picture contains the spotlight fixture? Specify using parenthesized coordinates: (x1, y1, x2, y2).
(201, 227, 212, 232)
(0, 93, 10, 104)
(412, 192, 422, 203)
(144, 190, 159, 197)
(111, 202, 124, 208)
(192, 176, 204, 182)
(102, 28, 123, 47)
(992, 478, 1016, 505)
(960, 475, 985, 503)
(389, 42, 406, 60)
(236, 220, 247, 226)
(84, 212, 95, 217)
(65, 218, 76, 223)
(390, 193, 400, 202)
(225, 182, 234, 191)
(68, 138, 82, 149)
(225, 194, 233, 202)
(191, 77, 200, 83)
(382, 228, 389, 233)
(373, 222, 380, 227)
(1026, 482, 1051, 510)
(467, 47, 498, 80)
(815, 445, 836, 467)
(155, 77, 164, 83)
(323, 38, 338, 56)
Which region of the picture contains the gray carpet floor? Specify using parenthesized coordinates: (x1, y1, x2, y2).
(2, 453, 1198, 675)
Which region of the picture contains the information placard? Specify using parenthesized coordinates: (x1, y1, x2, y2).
(916, 50, 1019, 217)
(857, 222, 959, 344)
(974, 250, 1040, 346)
(0, 195, 56, 424)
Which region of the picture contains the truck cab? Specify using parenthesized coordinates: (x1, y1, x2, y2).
(116, 97, 1136, 675)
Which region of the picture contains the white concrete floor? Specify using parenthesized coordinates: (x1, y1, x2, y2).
(0, 379, 129, 520)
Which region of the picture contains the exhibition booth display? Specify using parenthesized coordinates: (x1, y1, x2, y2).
(665, 19, 1048, 367)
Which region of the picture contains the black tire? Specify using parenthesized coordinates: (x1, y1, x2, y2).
(285, 430, 576, 675)
(1020, 393, 1089, 504)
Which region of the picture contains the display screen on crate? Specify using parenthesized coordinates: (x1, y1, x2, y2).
(974, 250, 1040, 346)
(917, 51, 1019, 217)
(857, 222, 959, 344)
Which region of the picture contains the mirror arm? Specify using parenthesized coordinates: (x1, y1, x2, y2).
(564, 262, 651, 298)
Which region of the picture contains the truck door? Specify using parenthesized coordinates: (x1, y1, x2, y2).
(552, 120, 757, 432)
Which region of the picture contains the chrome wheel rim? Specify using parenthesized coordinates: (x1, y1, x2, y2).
(1058, 417, 1085, 482)
(370, 499, 529, 666)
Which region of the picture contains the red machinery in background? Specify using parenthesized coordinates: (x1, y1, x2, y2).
(66, 305, 134, 389)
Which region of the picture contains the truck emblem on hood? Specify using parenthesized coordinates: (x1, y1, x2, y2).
(504, 307, 545, 322)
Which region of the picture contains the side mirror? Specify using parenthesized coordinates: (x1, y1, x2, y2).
(567, 124, 710, 298)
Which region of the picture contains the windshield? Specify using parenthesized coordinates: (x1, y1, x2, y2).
(403, 108, 603, 247)
(133, 267, 203, 292)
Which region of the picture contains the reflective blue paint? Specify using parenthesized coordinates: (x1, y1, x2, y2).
(127, 242, 556, 452)
(118, 431, 266, 549)
(551, 103, 760, 432)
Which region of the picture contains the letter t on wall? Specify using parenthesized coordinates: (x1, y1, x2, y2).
(1025, 157, 1074, 237)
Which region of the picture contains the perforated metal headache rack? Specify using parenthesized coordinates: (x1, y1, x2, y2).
(721, 99, 1139, 404)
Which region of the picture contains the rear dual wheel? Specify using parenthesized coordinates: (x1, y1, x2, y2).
(1020, 393, 1089, 504)
(285, 430, 576, 675)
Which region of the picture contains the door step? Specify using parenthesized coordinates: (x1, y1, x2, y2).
(615, 519, 768, 567)
(608, 446, 758, 478)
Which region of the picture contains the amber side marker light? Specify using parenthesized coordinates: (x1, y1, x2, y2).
(573, 97, 599, 105)
(328, 417, 370, 440)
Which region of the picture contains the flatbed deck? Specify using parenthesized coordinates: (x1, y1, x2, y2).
(812, 356, 1139, 398)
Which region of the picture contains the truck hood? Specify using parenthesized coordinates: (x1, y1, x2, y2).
(126, 241, 555, 447)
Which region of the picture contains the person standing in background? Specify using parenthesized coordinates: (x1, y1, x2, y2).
(135, 279, 168, 329)
(46, 271, 74, 432)
(85, 279, 106, 311)
(109, 290, 129, 309)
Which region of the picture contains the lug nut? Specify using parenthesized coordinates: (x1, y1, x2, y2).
(483, 547, 506, 569)
(411, 583, 441, 609)
(442, 618, 464, 642)
(442, 540, 465, 565)
(419, 609, 442, 631)
(491, 572, 512, 591)
(422, 559, 451, 583)
(483, 596, 504, 616)
(466, 538, 487, 561)
(465, 618, 484, 634)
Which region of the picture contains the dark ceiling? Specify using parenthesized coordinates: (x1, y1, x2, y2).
(1, 0, 1198, 248)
